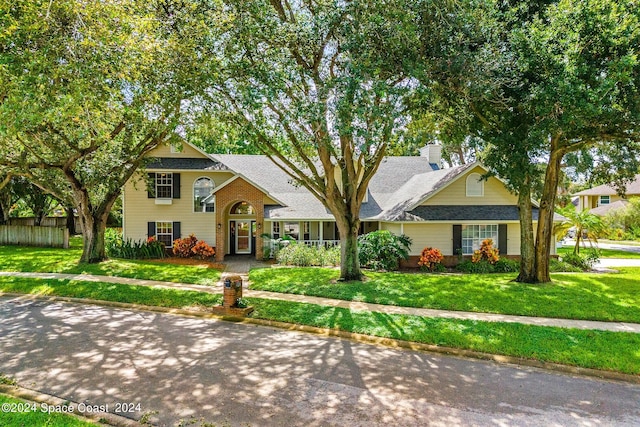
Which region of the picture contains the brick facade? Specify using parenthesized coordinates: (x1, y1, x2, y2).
(215, 178, 265, 262)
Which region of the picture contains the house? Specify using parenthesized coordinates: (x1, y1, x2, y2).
(573, 173, 640, 215)
(122, 141, 558, 265)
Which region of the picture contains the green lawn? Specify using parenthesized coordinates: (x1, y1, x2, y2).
(0, 394, 99, 427)
(249, 267, 640, 323)
(0, 238, 221, 286)
(0, 276, 221, 309)
(558, 246, 640, 259)
(2, 275, 638, 375)
(249, 298, 640, 375)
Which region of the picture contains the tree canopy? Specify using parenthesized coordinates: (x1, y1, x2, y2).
(0, 0, 222, 262)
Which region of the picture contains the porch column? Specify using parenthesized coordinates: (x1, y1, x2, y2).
(319, 220, 324, 244)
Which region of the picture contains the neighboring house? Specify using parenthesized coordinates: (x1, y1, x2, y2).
(574, 173, 640, 215)
(123, 142, 558, 265)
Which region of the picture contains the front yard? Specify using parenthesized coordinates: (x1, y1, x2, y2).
(0, 239, 221, 286)
(1, 241, 640, 375)
(249, 267, 640, 323)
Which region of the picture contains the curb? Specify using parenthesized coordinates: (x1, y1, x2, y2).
(0, 385, 140, 427)
(2, 292, 640, 385)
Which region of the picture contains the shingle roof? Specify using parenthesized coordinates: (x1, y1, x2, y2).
(574, 174, 640, 196)
(203, 153, 553, 222)
(588, 200, 629, 216)
(147, 157, 228, 171)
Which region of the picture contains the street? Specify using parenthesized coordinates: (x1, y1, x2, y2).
(1, 295, 639, 426)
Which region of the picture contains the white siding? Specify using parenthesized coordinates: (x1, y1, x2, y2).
(123, 171, 233, 247)
(403, 223, 453, 256)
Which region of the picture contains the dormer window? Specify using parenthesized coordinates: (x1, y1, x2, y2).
(466, 173, 484, 197)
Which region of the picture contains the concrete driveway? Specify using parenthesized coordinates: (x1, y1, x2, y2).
(1, 296, 639, 426)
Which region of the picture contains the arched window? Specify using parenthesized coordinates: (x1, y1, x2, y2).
(230, 201, 255, 215)
(193, 177, 215, 212)
(466, 173, 484, 197)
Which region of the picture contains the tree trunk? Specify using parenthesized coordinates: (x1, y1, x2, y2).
(534, 142, 564, 283)
(336, 215, 362, 281)
(79, 212, 109, 263)
(516, 182, 536, 283)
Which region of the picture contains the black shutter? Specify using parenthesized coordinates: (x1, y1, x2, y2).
(172, 173, 181, 199)
(499, 224, 508, 255)
(147, 173, 156, 198)
(452, 224, 462, 255)
(148, 221, 156, 238)
(172, 221, 181, 241)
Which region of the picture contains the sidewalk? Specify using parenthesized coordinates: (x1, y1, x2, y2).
(1, 270, 639, 334)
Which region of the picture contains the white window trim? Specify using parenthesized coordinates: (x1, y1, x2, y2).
(193, 176, 215, 213)
(598, 195, 610, 206)
(461, 224, 498, 255)
(155, 172, 173, 200)
(466, 173, 484, 197)
(156, 221, 173, 248)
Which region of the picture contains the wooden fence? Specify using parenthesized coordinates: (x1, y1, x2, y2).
(6, 217, 82, 234)
(0, 225, 69, 248)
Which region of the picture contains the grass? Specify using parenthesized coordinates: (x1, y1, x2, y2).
(558, 246, 640, 259)
(0, 238, 221, 286)
(0, 276, 221, 309)
(248, 298, 640, 375)
(1, 275, 639, 375)
(0, 394, 100, 427)
(249, 267, 640, 323)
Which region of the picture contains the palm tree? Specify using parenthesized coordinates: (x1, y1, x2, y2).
(554, 205, 604, 254)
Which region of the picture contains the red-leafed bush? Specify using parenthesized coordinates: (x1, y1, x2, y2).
(472, 239, 500, 264)
(192, 240, 215, 259)
(418, 247, 444, 272)
(172, 234, 198, 258)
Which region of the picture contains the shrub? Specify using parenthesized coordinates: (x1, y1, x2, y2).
(276, 243, 341, 267)
(471, 239, 500, 264)
(493, 258, 519, 273)
(561, 249, 600, 271)
(173, 234, 198, 258)
(418, 247, 444, 272)
(456, 259, 495, 273)
(105, 228, 165, 259)
(192, 240, 215, 259)
(550, 258, 583, 273)
(358, 230, 412, 271)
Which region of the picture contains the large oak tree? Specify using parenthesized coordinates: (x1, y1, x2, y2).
(422, 0, 640, 282)
(207, 0, 451, 280)
(0, 0, 221, 262)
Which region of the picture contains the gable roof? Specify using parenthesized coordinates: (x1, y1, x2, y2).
(146, 157, 229, 171)
(151, 141, 545, 222)
(574, 173, 640, 196)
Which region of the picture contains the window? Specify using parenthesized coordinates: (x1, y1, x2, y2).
(284, 222, 299, 240)
(462, 224, 498, 255)
(272, 222, 280, 239)
(466, 173, 484, 197)
(230, 201, 254, 215)
(156, 221, 174, 248)
(303, 221, 310, 240)
(599, 195, 610, 206)
(156, 173, 173, 199)
(193, 177, 215, 212)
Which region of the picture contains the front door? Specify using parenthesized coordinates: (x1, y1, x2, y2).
(235, 221, 251, 254)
